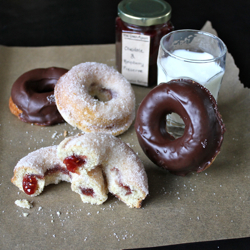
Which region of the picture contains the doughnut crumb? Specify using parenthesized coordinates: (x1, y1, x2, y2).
(15, 199, 33, 209)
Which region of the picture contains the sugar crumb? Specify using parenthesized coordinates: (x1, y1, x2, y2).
(52, 132, 58, 138)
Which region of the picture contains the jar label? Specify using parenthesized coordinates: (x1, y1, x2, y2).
(121, 33, 150, 86)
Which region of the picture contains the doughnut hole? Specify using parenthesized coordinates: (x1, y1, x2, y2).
(26, 80, 56, 93)
(88, 83, 113, 102)
(166, 113, 185, 139)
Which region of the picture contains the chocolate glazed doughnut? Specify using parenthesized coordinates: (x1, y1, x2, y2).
(9, 67, 68, 126)
(135, 79, 226, 176)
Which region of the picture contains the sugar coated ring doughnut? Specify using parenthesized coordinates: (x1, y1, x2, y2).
(11, 146, 108, 205)
(135, 79, 226, 176)
(11, 133, 148, 208)
(9, 67, 68, 126)
(54, 62, 136, 136)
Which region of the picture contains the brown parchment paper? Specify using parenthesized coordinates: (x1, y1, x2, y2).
(0, 21, 249, 250)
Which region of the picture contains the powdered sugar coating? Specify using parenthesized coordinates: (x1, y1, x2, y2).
(13, 146, 62, 175)
(11, 134, 148, 207)
(11, 145, 108, 204)
(57, 133, 149, 207)
(54, 62, 136, 136)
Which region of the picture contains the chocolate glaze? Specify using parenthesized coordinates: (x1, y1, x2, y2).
(135, 79, 226, 176)
(11, 67, 68, 125)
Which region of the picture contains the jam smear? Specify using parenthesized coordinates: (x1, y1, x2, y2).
(63, 155, 87, 174)
(80, 187, 94, 197)
(111, 167, 132, 195)
(120, 183, 132, 195)
(88, 82, 113, 102)
(44, 164, 70, 176)
(22, 174, 43, 195)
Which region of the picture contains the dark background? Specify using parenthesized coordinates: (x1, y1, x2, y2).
(0, 0, 249, 87)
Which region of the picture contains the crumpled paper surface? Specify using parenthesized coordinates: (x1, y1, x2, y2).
(0, 21, 249, 250)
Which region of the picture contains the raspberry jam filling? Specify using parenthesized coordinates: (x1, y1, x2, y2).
(63, 155, 87, 174)
(22, 174, 43, 195)
(111, 168, 132, 195)
(44, 164, 70, 176)
(80, 187, 94, 197)
(120, 183, 132, 195)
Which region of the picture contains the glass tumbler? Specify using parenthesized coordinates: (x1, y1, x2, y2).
(157, 29, 227, 131)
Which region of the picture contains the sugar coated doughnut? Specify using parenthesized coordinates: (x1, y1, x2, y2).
(57, 133, 148, 208)
(11, 146, 108, 205)
(54, 62, 135, 136)
(9, 67, 68, 126)
(12, 134, 148, 208)
(135, 79, 226, 176)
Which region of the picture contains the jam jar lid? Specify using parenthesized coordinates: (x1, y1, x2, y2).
(118, 0, 172, 26)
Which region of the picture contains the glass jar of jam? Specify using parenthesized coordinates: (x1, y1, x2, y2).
(116, 0, 174, 87)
